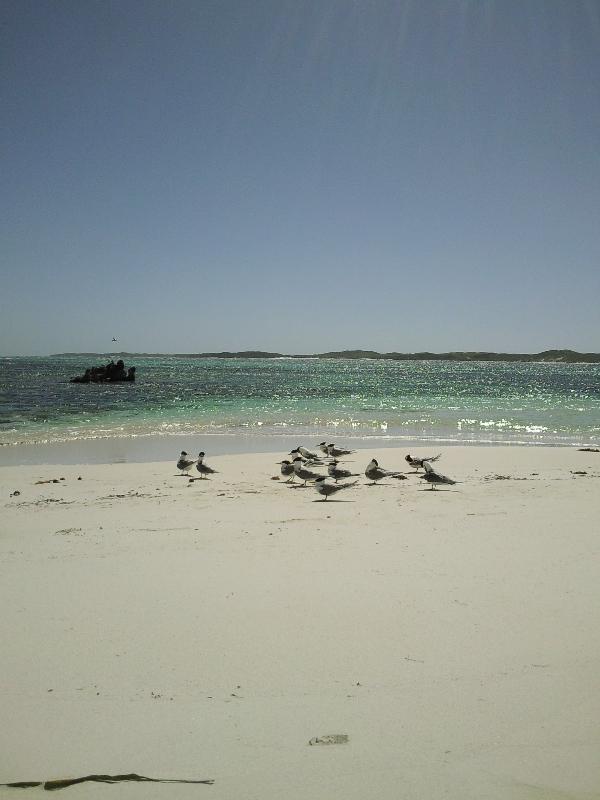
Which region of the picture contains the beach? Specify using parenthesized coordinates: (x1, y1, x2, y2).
(1, 444, 599, 798)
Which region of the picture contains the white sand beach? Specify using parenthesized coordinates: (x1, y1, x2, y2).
(1, 445, 599, 799)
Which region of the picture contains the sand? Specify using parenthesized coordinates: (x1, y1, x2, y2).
(1, 445, 600, 799)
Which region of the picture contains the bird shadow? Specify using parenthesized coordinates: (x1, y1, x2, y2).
(312, 498, 355, 503)
(417, 487, 461, 493)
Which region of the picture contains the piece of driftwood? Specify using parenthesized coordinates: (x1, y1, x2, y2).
(1, 773, 214, 791)
(308, 734, 349, 746)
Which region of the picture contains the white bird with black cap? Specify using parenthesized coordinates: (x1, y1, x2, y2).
(419, 460, 457, 490)
(176, 451, 195, 475)
(327, 443, 355, 458)
(405, 453, 442, 471)
(365, 458, 407, 485)
(292, 457, 322, 485)
(328, 460, 360, 483)
(195, 451, 218, 479)
(314, 476, 358, 500)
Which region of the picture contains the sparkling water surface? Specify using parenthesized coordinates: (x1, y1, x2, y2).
(1, 356, 599, 449)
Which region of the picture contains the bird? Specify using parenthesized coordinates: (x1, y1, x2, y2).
(290, 446, 320, 460)
(327, 443, 355, 458)
(405, 453, 442, 471)
(419, 461, 456, 489)
(318, 441, 330, 455)
(195, 451, 218, 479)
(292, 457, 322, 485)
(288, 448, 324, 466)
(328, 460, 360, 483)
(112, 337, 118, 342)
(365, 458, 407, 484)
(278, 460, 296, 482)
(314, 476, 358, 500)
(176, 451, 195, 475)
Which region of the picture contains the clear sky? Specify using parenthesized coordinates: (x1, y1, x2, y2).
(2, 0, 599, 356)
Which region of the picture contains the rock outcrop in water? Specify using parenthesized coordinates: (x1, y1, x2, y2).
(70, 360, 136, 383)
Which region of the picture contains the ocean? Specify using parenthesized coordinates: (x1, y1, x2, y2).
(1, 356, 599, 461)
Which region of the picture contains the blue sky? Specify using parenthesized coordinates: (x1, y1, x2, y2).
(2, 0, 599, 355)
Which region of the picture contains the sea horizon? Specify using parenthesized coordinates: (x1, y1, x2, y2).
(2, 347, 600, 362)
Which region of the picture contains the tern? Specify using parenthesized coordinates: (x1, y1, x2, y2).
(176, 451, 195, 475)
(314, 476, 358, 500)
(328, 460, 360, 483)
(405, 453, 442, 471)
(327, 443, 355, 458)
(419, 462, 456, 489)
(292, 457, 322, 485)
(195, 451, 218, 479)
(365, 458, 407, 485)
(318, 442, 330, 455)
(278, 460, 296, 482)
(290, 446, 320, 460)
(289, 448, 324, 466)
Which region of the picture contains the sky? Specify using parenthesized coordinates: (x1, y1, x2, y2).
(2, 0, 599, 356)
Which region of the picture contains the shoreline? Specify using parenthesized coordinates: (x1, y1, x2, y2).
(1, 432, 598, 467)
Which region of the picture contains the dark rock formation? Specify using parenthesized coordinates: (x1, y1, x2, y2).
(70, 360, 136, 383)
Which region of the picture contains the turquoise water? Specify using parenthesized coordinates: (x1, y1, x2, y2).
(1, 356, 599, 448)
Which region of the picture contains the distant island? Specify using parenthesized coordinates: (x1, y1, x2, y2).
(52, 349, 600, 363)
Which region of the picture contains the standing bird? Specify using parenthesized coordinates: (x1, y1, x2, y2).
(328, 460, 360, 483)
(327, 443, 355, 458)
(289, 448, 324, 466)
(314, 476, 358, 500)
(318, 442, 330, 455)
(176, 451, 195, 475)
(292, 457, 322, 485)
(195, 451, 218, 479)
(278, 460, 296, 482)
(419, 463, 457, 490)
(290, 446, 320, 460)
(365, 458, 407, 485)
(405, 453, 442, 471)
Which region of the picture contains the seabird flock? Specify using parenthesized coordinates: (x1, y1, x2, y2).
(176, 444, 457, 500)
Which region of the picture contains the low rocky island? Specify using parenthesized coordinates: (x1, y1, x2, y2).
(70, 359, 136, 383)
